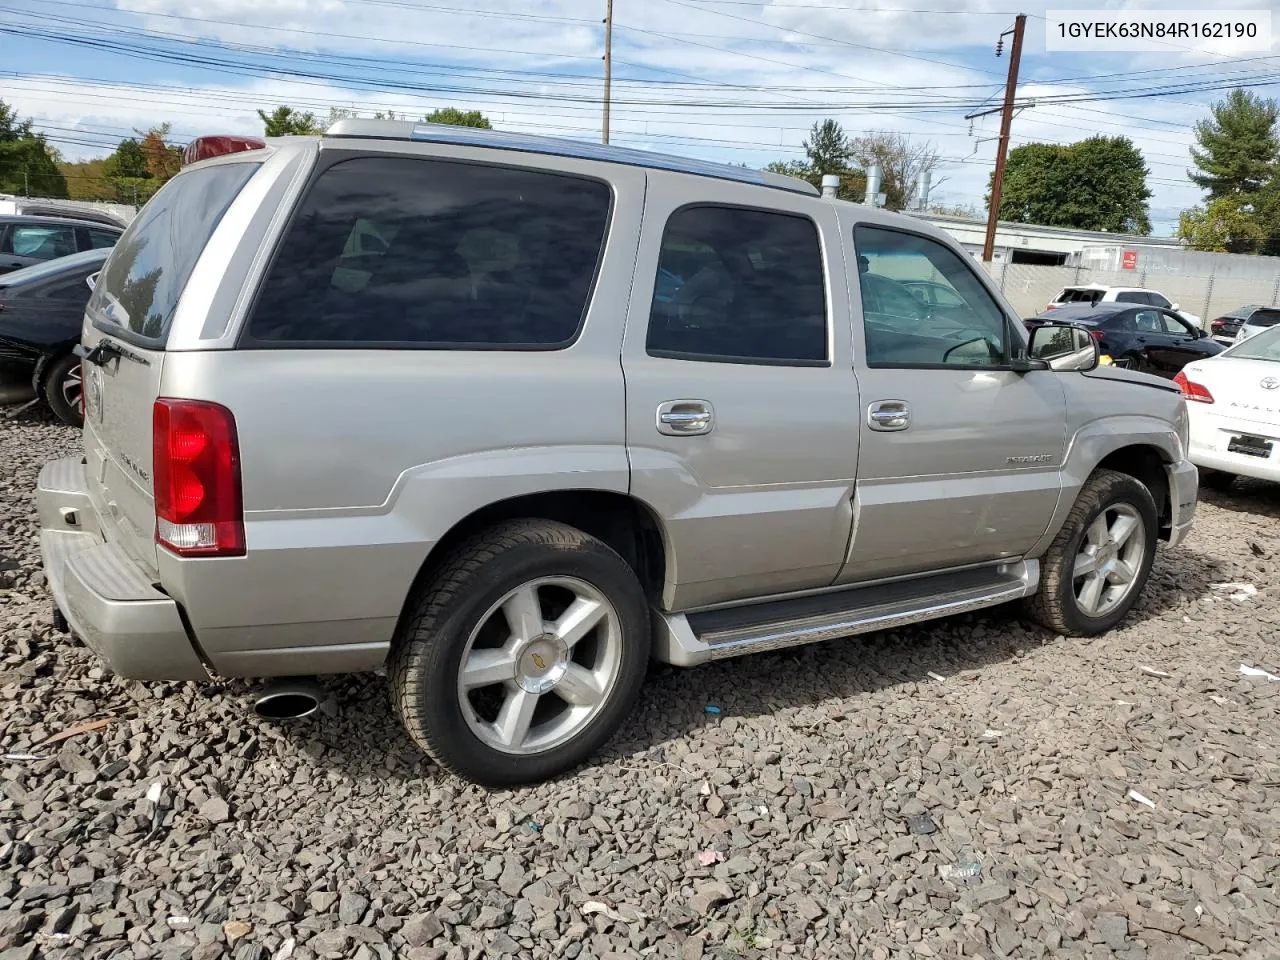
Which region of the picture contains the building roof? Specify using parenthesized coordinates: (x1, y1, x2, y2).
(323, 119, 820, 196)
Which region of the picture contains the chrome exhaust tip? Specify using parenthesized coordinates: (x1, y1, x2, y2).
(253, 678, 324, 720)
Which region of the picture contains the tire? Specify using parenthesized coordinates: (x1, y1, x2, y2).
(1200, 468, 1236, 492)
(1025, 469, 1158, 637)
(42, 353, 83, 427)
(389, 519, 651, 787)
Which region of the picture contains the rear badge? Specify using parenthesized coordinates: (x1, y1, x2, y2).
(1261, 377, 1279, 391)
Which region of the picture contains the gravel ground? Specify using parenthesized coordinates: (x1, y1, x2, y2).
(2, 411, 1278, 960)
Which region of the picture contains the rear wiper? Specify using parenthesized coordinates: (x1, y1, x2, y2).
(75, 339, 150, 367)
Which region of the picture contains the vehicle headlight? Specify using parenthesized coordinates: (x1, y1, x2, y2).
(1173, 404, 1189, 460)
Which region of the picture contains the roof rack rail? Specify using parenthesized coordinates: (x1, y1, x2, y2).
(322, 119, 818, 196)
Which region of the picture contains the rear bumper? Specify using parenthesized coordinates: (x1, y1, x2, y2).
(37, 456, 208, 681)
(1188, 412, 1280, 484)
(1165, 457, 1198, 549)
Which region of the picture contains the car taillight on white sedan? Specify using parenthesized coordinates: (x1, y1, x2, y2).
(1173, 371, 1214, 404)
(152, 398, 246, 557)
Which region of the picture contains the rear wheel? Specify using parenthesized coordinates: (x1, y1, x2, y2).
(42, 353, 83, 427)
(1026, 469, 1157, 636)
(389, 519, 651, 786)
(1199, 468, 1236, 492)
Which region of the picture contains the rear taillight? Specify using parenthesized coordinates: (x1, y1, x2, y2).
(1211, 319, 1224, 332)
(1173, 371, 1214, 404)
(1090, 330, 1105, 342)
(1045, 303, 1056, 311)
(152, 398, 245, 557)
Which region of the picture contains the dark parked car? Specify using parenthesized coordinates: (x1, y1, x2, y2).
(0, 248, 108, 425)
(1208, 303, 1273, 344)
(1, 216, 122, 275)
(1025, 302, 1224, 378)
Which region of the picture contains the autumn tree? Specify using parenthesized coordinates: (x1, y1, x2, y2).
(138, 124, 181, 181)
(847, 131, 943, 211)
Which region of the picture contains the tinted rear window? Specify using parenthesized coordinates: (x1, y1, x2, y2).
(89, 162, 259, 345)
(1248, 309, 1280, 328)
(1058, 288, 1103, 304)
(246, 156, 611, 348)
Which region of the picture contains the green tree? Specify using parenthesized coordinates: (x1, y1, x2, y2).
(424, 107, 492, 128)
(1189, 89, 1280, 199)
(1178, 196, 1267, 253)
(0, 99, 35, 141)
(765, 119, 864, 200)
(0, 99, 67, 197)
(103, 138, 150, 180)
(995, 136, 1151, 234)
(258, 105, 322, 136)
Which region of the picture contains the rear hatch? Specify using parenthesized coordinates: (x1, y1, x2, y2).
(80, 160, 261, 573)
(1187, 356, 1280, 432)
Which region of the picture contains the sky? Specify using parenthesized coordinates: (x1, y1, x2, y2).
(2, 0, 1278, 235)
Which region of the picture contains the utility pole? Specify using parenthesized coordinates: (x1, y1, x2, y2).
(971, 13, 1026, 263)
(602, 0, 613, 144)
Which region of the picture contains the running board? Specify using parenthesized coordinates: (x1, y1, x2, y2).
(652, 560, 1038, 667)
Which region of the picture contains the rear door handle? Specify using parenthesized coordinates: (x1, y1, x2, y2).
(868, 400, 910, 432)
(657, 400, 714, 436)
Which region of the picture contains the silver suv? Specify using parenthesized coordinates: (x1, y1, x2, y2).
(37, 120, 1198, 786)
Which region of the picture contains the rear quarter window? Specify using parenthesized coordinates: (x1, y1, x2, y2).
(89, 162, 260, 345)
(245, 155, 611, 349)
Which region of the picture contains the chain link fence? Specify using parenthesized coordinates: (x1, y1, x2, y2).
(984, 260, 1280, 322)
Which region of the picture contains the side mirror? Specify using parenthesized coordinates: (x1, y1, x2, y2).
(1027, 323, 1100, 372)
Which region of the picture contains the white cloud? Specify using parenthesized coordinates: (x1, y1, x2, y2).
(9, 0, 1267, 230)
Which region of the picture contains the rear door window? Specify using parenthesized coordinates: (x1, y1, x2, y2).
(90, 162, 260, 345)
(646, 204, 828, 364)
(1058, 288, 1102, 304)
(88, 229, 120, 250)
(246, 156, 611, 348)
(9, 224, 76, 259)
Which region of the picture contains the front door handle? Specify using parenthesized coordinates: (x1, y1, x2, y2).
(868, 400, 910, 432)
(657, 399, 714, 436)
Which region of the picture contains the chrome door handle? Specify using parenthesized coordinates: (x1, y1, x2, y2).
(868, 400, 910, 432)
(657, 400, 714, 436)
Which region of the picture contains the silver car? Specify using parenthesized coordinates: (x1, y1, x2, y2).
(37, 120, 1198, 785)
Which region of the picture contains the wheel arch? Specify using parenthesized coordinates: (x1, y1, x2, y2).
(394, 489, 672, 637)
(1030, 421, 1182, 558)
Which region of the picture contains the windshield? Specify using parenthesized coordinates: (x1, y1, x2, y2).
(89, 161, 259, 346)
(0, 249, 108, 288)
(1226, 324, 1280, 361)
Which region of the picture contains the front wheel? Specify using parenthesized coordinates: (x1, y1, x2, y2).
(389, 519, 651, 787)
(1025, 469, 1158, 636)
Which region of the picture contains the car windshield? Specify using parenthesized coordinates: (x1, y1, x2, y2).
(1226, 324, 1280, 361)
(0, 249, 108, 288)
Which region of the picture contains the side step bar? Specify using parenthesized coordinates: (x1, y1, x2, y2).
(652, 560, 1038, 667)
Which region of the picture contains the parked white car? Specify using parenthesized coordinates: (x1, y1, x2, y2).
(1178, 323, 1280, 488)
(1046, 285, 1201, 330)
(1229, 306, 1280, 346)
